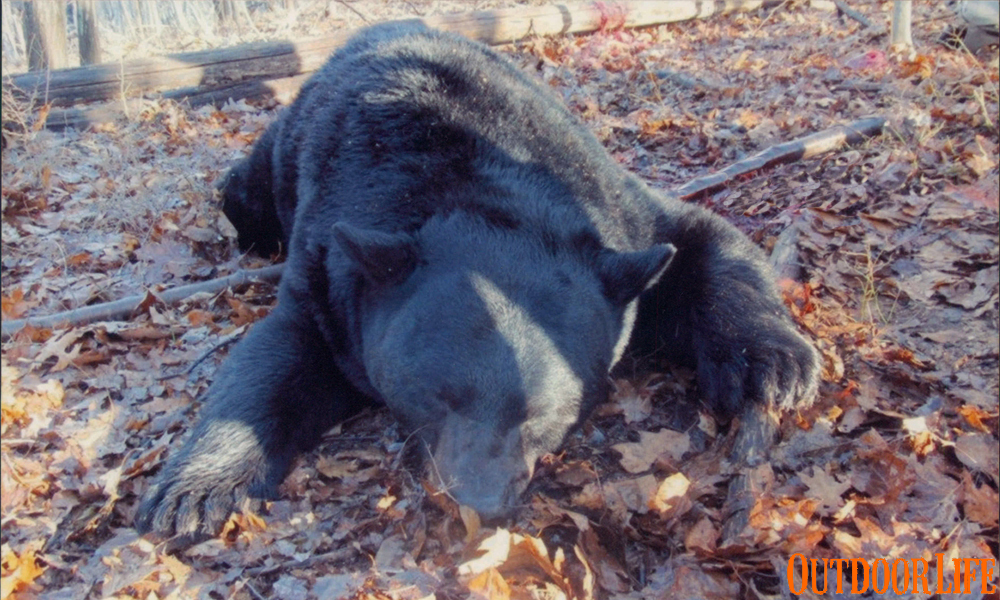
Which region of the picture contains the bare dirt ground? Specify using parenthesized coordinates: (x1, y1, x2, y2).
(2, 2, 998, 599)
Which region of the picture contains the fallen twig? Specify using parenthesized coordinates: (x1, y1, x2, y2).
(156, 327, 246, 381)
(243, 547, 357, 577)
(674, 115, 886, 201)
(833, 0, 874, 28)
(769, 220, 803, 282)
(651, 68, 723, 90)
(335, 0, 370, 24)
(830, 80, 884, 94)
(1, 264, 284, 340)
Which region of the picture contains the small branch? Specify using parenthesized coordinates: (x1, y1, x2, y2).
(833, 0, 874, 28)
(674, 116, 886, 201)
(720, 404, 778, 547)
(335, 0, 370, 24)
(243, 547, 357, 577)
(156, 328, 245, 381)
(830, 80, 884, 94)
(1, 264, 284, 340)
(769, 220, 803, 282)
(651, 68, 722, 90)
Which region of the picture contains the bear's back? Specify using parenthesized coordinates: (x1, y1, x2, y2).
(279, 22, 663, 253)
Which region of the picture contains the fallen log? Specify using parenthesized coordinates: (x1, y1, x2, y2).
(42, 74, 311, 131)
(0, 264, 284, 340)
(10, 35, 348, 110)
(674, 116, 887, 200)
(9, 1, 772, 118)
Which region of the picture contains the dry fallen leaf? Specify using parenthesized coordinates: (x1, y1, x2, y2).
(467, 568, 511, 600)
(957, 404, 992, 433)
(315, 457, 357, 479)
(606, 474, 659, 516)
(460, 505, 482, 543)
(0, 542, 45, 600)
(458, 529, 512, 577)
(953, 433, 1000, 479)
(961, 471, 999, 528)
(649, 472, 692, 518)
(800, 467, 851, 516)
(612, 429, 690, 474)
(604, 375, 664, 424)
(684, 517, 718, 554)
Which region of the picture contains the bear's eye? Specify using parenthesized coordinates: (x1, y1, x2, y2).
(504, 395, 528, 424)
(438, 384, 475, 411)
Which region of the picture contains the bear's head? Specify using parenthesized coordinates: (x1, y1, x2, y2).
(333, 213, 674, 518)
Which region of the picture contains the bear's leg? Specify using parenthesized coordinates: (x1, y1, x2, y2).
(218, 122, 286, 256)
(135, 305, 366, 541)
(634, 200, 819, 422)
(634, 201, 820, 543)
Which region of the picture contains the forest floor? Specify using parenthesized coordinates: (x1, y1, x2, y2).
(2, 1, 998, 599)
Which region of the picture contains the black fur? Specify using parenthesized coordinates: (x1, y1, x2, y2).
(138, 22, 819, 540)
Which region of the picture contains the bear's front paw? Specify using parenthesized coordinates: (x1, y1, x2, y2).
(134, 435, 277, 542)
(696, 313, 819, 417)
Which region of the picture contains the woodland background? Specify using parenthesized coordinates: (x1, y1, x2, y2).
(1, 1, 998, 598)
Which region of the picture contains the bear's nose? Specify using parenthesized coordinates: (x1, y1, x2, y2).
(427, 412, 535, 519)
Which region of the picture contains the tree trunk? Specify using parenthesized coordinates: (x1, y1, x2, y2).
(891, 0, 913, 48)
(215, 0, 238, 28)
(24, 0, 69, 71)
(77, 0, 101, 65)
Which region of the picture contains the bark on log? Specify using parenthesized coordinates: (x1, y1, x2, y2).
(0, 264, 284, 340)
(9, 1, 771, 111)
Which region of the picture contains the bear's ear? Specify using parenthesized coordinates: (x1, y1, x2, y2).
(597, 243, 676, 306)
(332, 222, 418, 285)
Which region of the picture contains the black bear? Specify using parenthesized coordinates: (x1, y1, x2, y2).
(136, 22, 819, 539)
